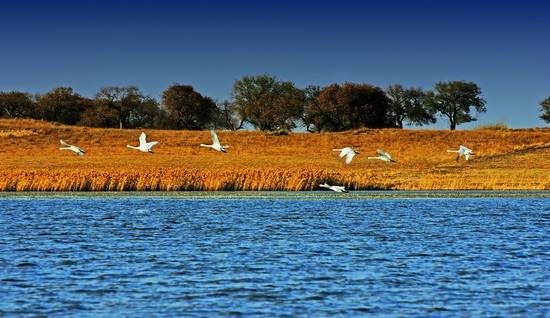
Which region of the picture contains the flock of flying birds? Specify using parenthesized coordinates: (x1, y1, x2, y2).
(59, 130, 475, 193)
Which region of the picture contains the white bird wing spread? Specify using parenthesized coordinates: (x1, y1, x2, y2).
(60, 140, 71, 147)
(377, 149, 391, 159)
(345, 152, 355, 164)
(340, 147, 353, 158)
(210, 130, 221, 146)
(459, 145, 472, 154)
(139, 132, 147, 147)
(146, 141, 159, 149)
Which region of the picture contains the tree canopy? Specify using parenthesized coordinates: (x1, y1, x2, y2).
(386, 85, 435, 128)
(539, 97, 550, 123)
(232, 74, 305, 131)
(426, 81, 486, 130)
(0, 91, 34, 118)
(162, 84, 217, 130)
(36, 87, 87, 125)
(308, 82, 390, 131)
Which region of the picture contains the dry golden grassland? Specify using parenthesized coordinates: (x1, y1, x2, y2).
(0, 119, 549, 191)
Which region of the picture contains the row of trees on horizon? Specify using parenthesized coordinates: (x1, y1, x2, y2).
(1, 74, 548, 131)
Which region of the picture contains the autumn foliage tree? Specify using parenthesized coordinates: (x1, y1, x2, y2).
(0, 91, 35, 118)
(305, 82, 390, 131)
(386, 84, 435, 128)
(426, 81, 486, 130)
(161, 84, 217, 130)
(232, 74, 305, 131)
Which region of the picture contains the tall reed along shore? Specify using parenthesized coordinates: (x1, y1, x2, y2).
(0, 119, 549, 191)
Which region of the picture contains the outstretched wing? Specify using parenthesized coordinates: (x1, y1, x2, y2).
(377, 149, 391, 159)
(146, 141, 159, 150)
(60, 140, 71, 147)
(344, 152, 356, 164)
(339, 147, 353, 158)
(210, 130, 221, 146)
(459, 145, 472, 154)
(139, 132, 147, 147)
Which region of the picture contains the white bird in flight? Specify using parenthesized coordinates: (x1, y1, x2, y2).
(59, 140, 85, 156)
(319, 183, 348, 193)
(127, 132, 159, 153)
(332, 147, 359, 164)
(447, 145, 475, 162)
(368, 149, 396, 162)
(200, 130, 229, 153)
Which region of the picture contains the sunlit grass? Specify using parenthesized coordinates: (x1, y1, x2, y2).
(0, 119, 549, 191)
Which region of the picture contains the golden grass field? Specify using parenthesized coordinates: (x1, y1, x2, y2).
(0, 119, 549, 191)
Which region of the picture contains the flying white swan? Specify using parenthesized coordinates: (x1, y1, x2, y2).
(447, 145, 474, 162)
(332, 147, 359, 164)
(367, 149, 396, 162)
(59, 140, 85, 156)
(319, 183, 348, 193)
(127, 132, 158, 153)
(200, 130, 229, 153)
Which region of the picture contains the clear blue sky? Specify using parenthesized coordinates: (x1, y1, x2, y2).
(1, 0, 549, 128)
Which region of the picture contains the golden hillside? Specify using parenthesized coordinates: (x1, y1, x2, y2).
(0, 119, 549, 191)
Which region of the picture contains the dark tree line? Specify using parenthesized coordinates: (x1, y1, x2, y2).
(0, 76, 492, 131)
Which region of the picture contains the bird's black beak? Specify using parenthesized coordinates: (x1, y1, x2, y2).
(391, 159, 396, 163)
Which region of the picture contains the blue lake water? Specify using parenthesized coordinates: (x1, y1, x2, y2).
(0, 192, 548, 317)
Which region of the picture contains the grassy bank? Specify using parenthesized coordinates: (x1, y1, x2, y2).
(0, 119, 549, 191)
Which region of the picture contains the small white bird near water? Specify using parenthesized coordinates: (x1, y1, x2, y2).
(447, 145, 475, 162)
(332, 147, 359, 164)
(127, 132, 159, 153)
(319, 183, 348, 193)
(59, 140, 85, 156)
(201, 130, 229, 153)
(368, 149, 396, 162)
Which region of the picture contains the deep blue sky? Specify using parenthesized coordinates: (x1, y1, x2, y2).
(1, 0, 549, 128)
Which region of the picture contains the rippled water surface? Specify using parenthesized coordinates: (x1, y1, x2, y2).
(1, 193, 549, 317)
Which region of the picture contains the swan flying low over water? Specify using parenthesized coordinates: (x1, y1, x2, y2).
(368, 149, 396, 162)
(447, 145, 474, 162)
(200, 130, 229, 152)
(127, 132, 159, 153)
(59, 140, 85, 156)
(319, 183, 348, 193)
(332, 147, 359, 164)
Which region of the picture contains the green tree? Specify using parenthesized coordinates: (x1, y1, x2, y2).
(539, 96, 550, 123)
(84, 86, 158, 128)
(214, 100, 245, 130)
(426, 81, 486, 130)
(128, 97, 161, 128)
(313, 82, 390, 131)
(386, 84, 435, 128)
(161, 84, 217, 130)
(36, 87, 85, 124)
(301, 85, 323, 132)
(95, 86, 146, 129)
(232, 74, 305, 131)
(0, 91, 34, 118)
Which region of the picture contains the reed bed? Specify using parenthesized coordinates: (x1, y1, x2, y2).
(0, 119, 549, 191)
